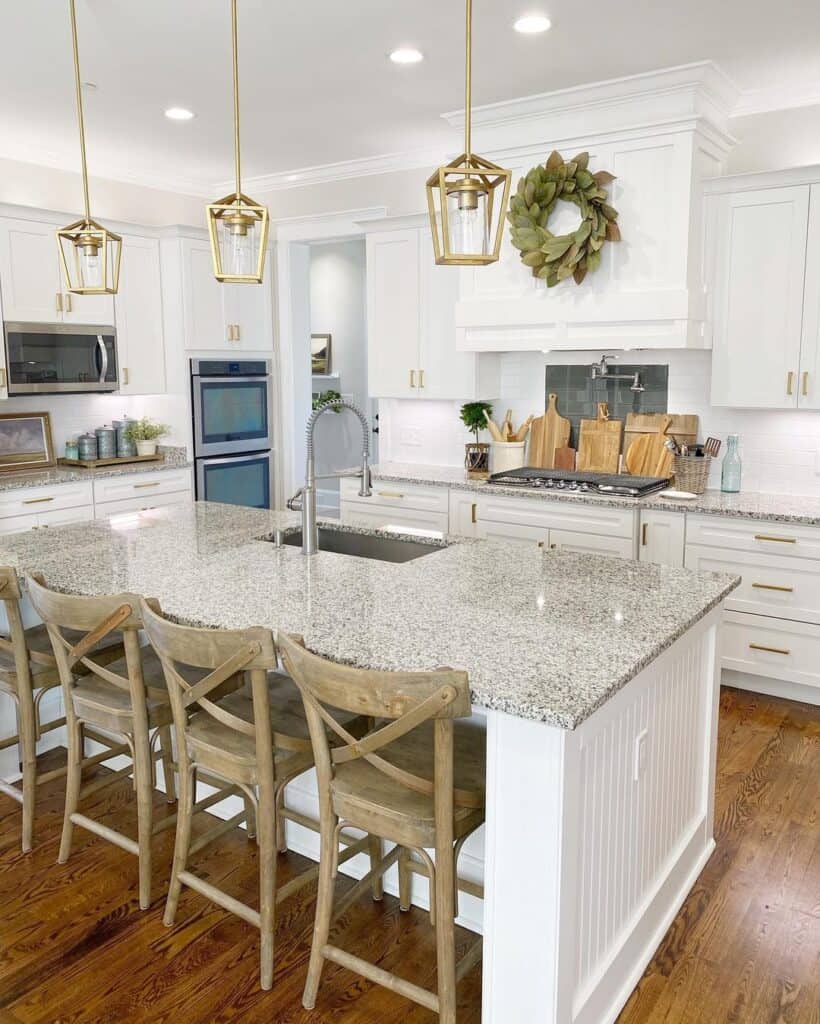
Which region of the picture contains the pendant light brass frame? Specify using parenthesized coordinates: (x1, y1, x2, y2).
(57, 0, 122, 295)
(426, 0, 511, 267)
(207, 0, 270, 284)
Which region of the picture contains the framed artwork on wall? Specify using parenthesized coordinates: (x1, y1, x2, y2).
(0, 412, 56, 473)
(311, 334, 332, 374)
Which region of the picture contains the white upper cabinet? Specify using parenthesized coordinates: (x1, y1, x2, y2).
(366, 219, 499, 400)
(798, 183, 820, 410)
(710, 185, 809, 408)
(0, 216, 114, 325)
(115, 234, 166, 395)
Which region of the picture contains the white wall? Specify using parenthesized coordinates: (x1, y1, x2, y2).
(309, 239, 368, 511)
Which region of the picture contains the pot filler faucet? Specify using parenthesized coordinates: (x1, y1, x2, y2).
(287, 398, 372, 555)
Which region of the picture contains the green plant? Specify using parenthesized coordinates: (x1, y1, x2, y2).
(124, 417, 169, 443)
(459, 401, 493, 442)
(312, 389, 342, 412)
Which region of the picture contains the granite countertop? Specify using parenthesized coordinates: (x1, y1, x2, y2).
(367, 462, 820, 526)
(0, 501, 738, 730)
(0, 447, 191, 492)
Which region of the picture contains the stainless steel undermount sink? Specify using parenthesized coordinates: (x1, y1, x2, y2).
(272, 527, 441, 563)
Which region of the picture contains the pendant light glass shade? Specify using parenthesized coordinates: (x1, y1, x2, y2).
(426, 0, 511, 266)
(207, 0, 269, 284)
(57, 0, 121, 295)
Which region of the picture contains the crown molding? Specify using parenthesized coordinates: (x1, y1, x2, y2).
(733, 83, 820, 118)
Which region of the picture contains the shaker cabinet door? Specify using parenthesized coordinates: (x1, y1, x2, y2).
(798, 183, 820, 410)
(366, 229, 421, 398)
(182, 238, 232, 350)
(0, 218, 63, 322)
(710, 186, 808, 409)
(115, 234, 166, 394)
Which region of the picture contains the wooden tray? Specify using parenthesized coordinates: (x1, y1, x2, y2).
(58, 454, 164, 470)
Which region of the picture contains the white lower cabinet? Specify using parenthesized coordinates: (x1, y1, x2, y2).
(549, 529, 634, 558)
(93, 469, 192, 518)
(639, 509, 686, 567)
(340, 477, 449, 534)
(721, 611, 820, 692)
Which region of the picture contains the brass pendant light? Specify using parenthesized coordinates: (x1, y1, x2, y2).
(57, 0, 122, 295)
(207, 0, 269, 284)
(426, 0, 511, 266)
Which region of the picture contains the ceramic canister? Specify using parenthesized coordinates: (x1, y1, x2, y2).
(64, 438, 79, 460)
(77, 432, 98, 461)
(96, 425, 117, 459)
(114, 418, 137, 457)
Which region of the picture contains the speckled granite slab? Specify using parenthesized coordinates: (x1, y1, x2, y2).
(0, 501, 738, 730)
(0, 447, 191, 492)
(366, 462, 820, 526)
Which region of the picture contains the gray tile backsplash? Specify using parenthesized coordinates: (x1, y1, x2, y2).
(545, 364, 668, 446)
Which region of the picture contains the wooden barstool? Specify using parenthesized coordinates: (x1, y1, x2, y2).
(139, 601, 380, 990)
(0, 567, 124, 852)
(279, 634, 486, 1024)
(26, 573, 180, 908)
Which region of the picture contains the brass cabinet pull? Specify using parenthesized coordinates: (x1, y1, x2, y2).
(471, 502, 477, 524)
(121, 367, 129, 386)
(0, 368, 6, 388)
(787, 370, 794, 395)
(56, 293, 63, 313)
(64, 293, 72, 313)
(409, 369, 416, 389)
(537, 540, 544, 549)
(749, 643, 790, 656)
(549, 542, 557, 550)
(803, 371, 809, 397)
(641, 522, 648, 546)
(751, 582, 794, 593)
(234, 324, 240, 341)
(754, 534, 796, 544)
(376, 490, 404, 499)
(418, 369, 425, 388)
(23, 496, 55, 505)
(133, 482, 161, 490)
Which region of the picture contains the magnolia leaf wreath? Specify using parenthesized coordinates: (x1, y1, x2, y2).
(507, 150, 621, 287)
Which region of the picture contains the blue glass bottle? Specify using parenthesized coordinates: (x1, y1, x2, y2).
(721, 434, 742, 493)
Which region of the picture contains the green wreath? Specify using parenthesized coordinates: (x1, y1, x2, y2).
(507, 150, 621, 287)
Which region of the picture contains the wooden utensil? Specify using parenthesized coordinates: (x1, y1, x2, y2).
(553, 446, 576, 470)
(624, 413, 697, 468)
(513, 415, 534, 442)
(577, 402, 623, 473)
(704, 436, 722, 457)
(483, 410, 505, 442)
(529, 394, 571, 468)
(624, 414, 674, 477)
(502, 409, 514, 441)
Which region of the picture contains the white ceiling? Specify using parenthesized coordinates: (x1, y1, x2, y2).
(3, 0, 820, 195)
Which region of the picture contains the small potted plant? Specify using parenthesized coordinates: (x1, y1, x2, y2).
(124, 417, 169, 457)
(459, 401, 493, 477)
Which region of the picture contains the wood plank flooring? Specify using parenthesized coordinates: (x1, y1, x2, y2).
(0, 686, 817, 1023)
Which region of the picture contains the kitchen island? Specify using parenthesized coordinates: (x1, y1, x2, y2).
(0, 502, 738, 1024)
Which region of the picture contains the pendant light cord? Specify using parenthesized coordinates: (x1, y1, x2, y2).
(464, 0, 472, 160)
(68, 0, 91, 222)
(231, 0, 242, 199)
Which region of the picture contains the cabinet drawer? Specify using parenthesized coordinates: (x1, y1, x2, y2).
(475, 492, 636, 539)
(341, 477, 449, 514)
(0, 481, 94, 520)
(340, 503, 448, 535)
(92, 469, 192, 505)
(687, 514, 820, 560)
(686, 543, 820, 625)
(549, 529, 634, 559)
(721, 611, 820, 692)
(95, 490, 192, 520)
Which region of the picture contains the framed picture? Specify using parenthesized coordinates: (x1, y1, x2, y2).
(0, 412, 56, 473)
(311, 333, 332, 375)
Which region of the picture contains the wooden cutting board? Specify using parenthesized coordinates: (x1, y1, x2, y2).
(624, 414, 674, 477)
(624, 413, 697, 466)
(577, 402, 623, 473)
(529, 394, 571, 468)
(553, 446, 576, 470)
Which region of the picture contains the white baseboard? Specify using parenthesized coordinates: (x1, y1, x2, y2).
(723, 668, 820, 706)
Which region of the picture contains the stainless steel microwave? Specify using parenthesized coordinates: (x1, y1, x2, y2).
(3, 322, 118, 394)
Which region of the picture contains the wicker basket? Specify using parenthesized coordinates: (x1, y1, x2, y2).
(673, 454, 712, 494)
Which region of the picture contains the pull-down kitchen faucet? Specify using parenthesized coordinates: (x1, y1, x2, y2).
(287, 398, 372, 555)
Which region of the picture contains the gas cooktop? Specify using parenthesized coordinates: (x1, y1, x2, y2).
(488, 467, 671, 497)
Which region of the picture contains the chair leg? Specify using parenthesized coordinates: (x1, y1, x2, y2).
(274, 783, 286, 853)
(258, 782, 278, 990)
(58, 718, 83, 865)
(133, 729, 155, 910)
(18, 696, 37, 854)
(434, 841, 458, 1024)
(157, 725, 176, 804)
(398, 846, 411, 912)
(164, 764, 195, 927)
(302, 820, 337, 1010)
(368, 834, 384, 901)
(243, 790, 257, 841)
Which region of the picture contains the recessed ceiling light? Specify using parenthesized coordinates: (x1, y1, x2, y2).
(513, 13, 552, 34)
(164, 106, 195, 121)
(389, 47, 424, 65)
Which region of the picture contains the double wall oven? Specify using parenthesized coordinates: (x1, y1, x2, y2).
(191, 358, 275, 509)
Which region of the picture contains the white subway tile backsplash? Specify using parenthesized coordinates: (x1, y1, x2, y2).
(379, 349, 820, 496)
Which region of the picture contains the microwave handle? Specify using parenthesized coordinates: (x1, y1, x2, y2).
(96, 334, 109, 383)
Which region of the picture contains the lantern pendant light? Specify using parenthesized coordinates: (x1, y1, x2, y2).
(57, 0, 122, 295)
(426, 0, 511, 266)
(207, 0, 269, 284)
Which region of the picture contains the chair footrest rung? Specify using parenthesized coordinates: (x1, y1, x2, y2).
(332, 844, 401, 923)
(70, 812, 139, 856)
(456, 936, 483, 983)
(177, 870, 260, 928)
(188, 810, 246, 856)
(322, 944, 439, 1013)
(0, 778, 23, 804)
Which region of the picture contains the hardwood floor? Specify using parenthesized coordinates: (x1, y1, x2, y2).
(0, 686, 817, 1023)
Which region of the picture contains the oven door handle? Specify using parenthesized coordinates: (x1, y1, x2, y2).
(96, 335, 109, 384)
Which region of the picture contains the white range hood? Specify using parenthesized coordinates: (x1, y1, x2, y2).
(453, 63, 737, 353)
